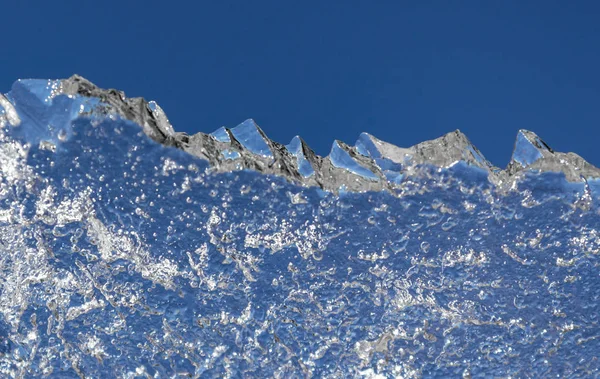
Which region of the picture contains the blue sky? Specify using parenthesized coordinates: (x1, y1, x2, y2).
(1, 1, 599, 168)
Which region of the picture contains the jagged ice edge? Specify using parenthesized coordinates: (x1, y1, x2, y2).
(1, 75, 599, 193)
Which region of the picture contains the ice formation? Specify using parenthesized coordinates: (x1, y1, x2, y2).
(0, 76, 599, 377)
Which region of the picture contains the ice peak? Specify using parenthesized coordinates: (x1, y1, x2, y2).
(229, 119, 273, 158)
(354, 132, 381, 158)
(328, 140, 380, 181)
(210, 126, 231, 143)
(510, 129, 554, 169)
(8, 75, 597, 192)
(410, 129, 494, 170)
(355, 132, 412, 164)
(286, 136, 315, 178)
(506, 129, 600, 181)
(286, 135, 308, 155)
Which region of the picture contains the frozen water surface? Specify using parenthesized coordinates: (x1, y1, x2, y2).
(0, 77, 599, 377)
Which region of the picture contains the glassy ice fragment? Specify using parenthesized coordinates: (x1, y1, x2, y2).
(355, 133, 405, 173)
(355, 132, 382, 158)
(466, 144, 488, 167)
(286, 136, 315, 178)
(511, 130, 552, 168)
(210, 127, 231, 143)
(230, 119, 273, 158)
(329, 140, 379, 181)
(7, 81, 76, 144)
(14, 79, 62, 104)
(221, 149, 240, 160)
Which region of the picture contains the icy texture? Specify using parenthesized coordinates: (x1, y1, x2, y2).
(0, 76, 600, 377)
(51, 76, 600, 192)
(512, 130, 549, 167)
(329, 140, 379, 181)
(209, 127, 230, 143)
(286, 136, 315, 178)
(229, 119, 273, 159)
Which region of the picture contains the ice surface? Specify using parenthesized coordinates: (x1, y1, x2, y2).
(229, 119, 273, 159)
(48, 76, 600, 192)
(286, 136, 315, 178)
(328, 140, 380, 181)
(0, 75, 600, 377)
(147, 100, 175, 137)
(511, 129, 552, 168)
(209, 126, 231, 143)
(355, 132, 409, 163)
(355, 133, 405, 175)
(221, 149, 240, 160)
(506, 129, 600, 181)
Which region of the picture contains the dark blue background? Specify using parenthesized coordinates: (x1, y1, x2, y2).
(1, 1, 599, 167)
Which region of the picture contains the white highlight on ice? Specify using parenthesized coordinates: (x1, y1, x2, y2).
(0, 93, 21, 126)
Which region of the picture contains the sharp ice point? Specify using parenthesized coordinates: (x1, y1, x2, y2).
(229, 119, 273, 158)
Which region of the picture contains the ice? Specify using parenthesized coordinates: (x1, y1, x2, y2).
(511, 129, 552, 168)
(147, 100, 175, 137)
(328, 140, 379, 181)
(221, 149, 240, 160)
(6, 80, 87, 145)
(355, 132, 405, 172)
(14, 79, 62, 104)
(229, 119, 273, 158)
(355, 132, 409, 163)
(286, 136, 315, 177)
(506, 129, 600, 181)
(410, 130, 495, 170)
(354, 132, 381, 158)
(0, 94, 21, 127)
(210, 126, 230, 142)
(0, 75, 600, 377)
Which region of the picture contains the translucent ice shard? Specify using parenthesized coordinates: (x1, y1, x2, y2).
(210, 126, 231, 143)
(355, 132, 407, 161)
(14, 79, 62, 104)
(511, 129, 553, 168)
(229, 119, 273, 159)
(355, 132, 407, 171)
(286, 136, 315, 178)
(221, 149, 240, 160)
(7, 79, 87, 144)
(328, 140, 379, 181)
(507, 130, 600, 181)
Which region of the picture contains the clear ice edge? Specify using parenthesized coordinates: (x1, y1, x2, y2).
(3, 75, 599, 192)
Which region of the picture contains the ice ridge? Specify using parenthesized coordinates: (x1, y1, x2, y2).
(3, 75, 598, 191)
